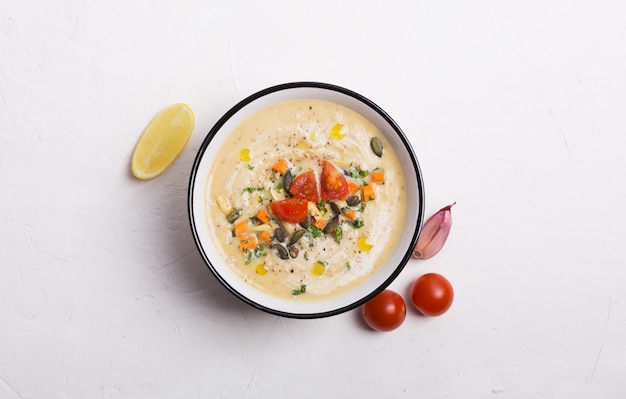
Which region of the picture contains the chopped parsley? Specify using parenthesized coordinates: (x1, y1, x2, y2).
(245, 243, 268, 264)
(306, 225, 324, 239)
(346, 262, 351, 271)
(344, 219, 364, 229)
(246, 164, 254, 170)
(334, 226, 343, 243)
(346, 164, 369, 180)
(242, 187, 263, 194)
(292, 284, 307, 296)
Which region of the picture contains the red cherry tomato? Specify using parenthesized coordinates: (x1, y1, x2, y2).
(320, 160, 349, 200)
(410, 273, 454, 316)
(289, 170, 320, 202)
(270, 198, 308, 224)
(362, 289, 406, 331)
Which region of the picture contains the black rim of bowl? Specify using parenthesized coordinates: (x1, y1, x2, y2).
(188, 81, 425, 319)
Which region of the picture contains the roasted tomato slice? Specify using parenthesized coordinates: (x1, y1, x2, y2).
(320, 160, 349, 200)
(270, 198, 309, 224)
(289, 170, 320, 202)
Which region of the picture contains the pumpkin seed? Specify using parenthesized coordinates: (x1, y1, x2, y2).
(346, 195, 361, 207)
(226, 208, 241, 224)
(288, 245, 299, 258)
(323, 215, 339, 235)
(271, 244, 289, 260)
(274, 227, 286, 243)
(300, 213, 311, 229)
(330, 202, 341, 215)
(371, 137, 383, 157)
(283, 170, 294, 193)
(290, 229, 305, 245)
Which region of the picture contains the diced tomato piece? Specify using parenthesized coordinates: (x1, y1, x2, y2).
(289, 170, 320, 202)
(270, 198, 309, 224)
(320, 160, 349, 200)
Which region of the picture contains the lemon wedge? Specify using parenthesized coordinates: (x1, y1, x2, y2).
(131, 103, 194, 180)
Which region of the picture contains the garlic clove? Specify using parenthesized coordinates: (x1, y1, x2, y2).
(413, 202, 456, 260)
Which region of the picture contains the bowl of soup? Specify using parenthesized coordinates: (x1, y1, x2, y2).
(188, 82, 425, 318)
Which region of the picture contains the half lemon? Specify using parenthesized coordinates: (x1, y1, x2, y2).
(131, 103, 195, 180)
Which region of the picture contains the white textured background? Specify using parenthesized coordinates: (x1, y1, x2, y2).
(2, 1, 626, 398)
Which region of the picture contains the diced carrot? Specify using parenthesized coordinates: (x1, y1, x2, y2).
(258, 230, 272, 243)
(348, 180, 360, 195)
(313, 219, 327, 230)
(256, 208, 270, 224)
(362, 184, 376, 201)
(234, 220, 248, 239)
(370, 170, 385, 184)
(271, 159, 288, 174)
(343, 210, 356, 220)
(240, 235, 258, 251)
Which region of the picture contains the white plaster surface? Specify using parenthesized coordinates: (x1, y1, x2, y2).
(1, 1, 626, 398)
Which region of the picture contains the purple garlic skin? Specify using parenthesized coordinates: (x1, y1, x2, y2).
(413, 202, 456, 260)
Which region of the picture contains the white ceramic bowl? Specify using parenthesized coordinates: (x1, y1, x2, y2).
(188, 82, 425, 318)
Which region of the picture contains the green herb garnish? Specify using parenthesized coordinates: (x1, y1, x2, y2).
(344, 219, 364, 229)
(334, 226, 343, 243)
(306, 225, 324, 239)
(245, 243, 268, 264)
(347, 164, 369, 180)
(292, 284, 307, 296)
(242, 187, 263, 194)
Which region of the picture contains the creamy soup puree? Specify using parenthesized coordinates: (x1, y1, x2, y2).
(205, 99, 407, 300)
